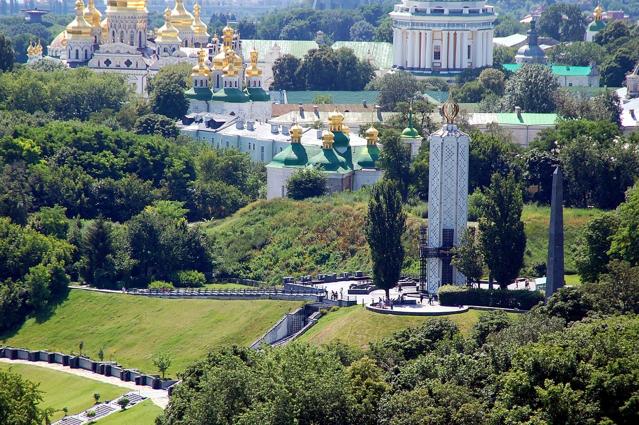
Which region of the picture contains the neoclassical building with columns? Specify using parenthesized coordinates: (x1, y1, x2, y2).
(390, 1, 496, 74)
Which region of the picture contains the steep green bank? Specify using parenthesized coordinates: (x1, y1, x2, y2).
(205, 194, 601, 284)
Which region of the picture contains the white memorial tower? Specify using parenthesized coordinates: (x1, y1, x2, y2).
(426, 98, 469, 294)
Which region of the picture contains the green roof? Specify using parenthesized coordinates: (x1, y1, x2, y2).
(211, 88, 250, 103)
(401, 127, 420, 138)
(353, 145, 380, 169)
(589, 20, 606, 31)
(246, 87, 271, 102)
(270, 143, 310, 167)
(309, 148, 348, 172)
(331, 41, 394, 69)
(242, 40, 393, 70)
(503, 63, 594, 77)
(185, 87, 213, 101)
(285, 91, 379, 105)
(496, 113, 558, 126)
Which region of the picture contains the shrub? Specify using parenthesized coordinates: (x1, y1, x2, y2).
(148, 281, 175, 291)
(86, 410, 96, 418)
(438, 285, 544, 310)
(171, 270, 206, 288)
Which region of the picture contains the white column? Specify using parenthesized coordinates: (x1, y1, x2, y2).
(412, 31, 419, 69)
(484, 31, 490, 66)
(456, 31, 463, 70)
(393, 28, 402, 67)
(402, 30, 408, 68)
(441, 31, 448, 70)
(420, 31, 426, 69)
(447, 31, 455, 69)
(461, 31, 468, 69)
(406, 31, 413, 68)
(477, 31, 484, 67)
(487, 30, 494, 66)
(426, 30, 433, 69)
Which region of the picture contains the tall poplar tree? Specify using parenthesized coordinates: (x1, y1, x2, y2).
(365, 180, 406, 300)
(479, 173, 526, 289)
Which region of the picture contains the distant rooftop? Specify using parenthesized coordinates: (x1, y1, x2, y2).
(283, 91, 379, 105)
(503, 63, 595, 77)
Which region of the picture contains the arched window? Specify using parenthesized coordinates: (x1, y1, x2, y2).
(112, 30, 115, 42)
(85, 49, 88, 60)
(184, 40, 188, 47)
(120, 31, 124, 43)
(138, 31, 143, 47)
(130, 32, 134, 46)
(75, 49, 79, 59)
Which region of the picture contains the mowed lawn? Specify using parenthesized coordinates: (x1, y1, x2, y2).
(0, 362, 126, 422)
(1, 290, 303, 376)
(97, 399, 163, 425)
(298, 306, 483, 348)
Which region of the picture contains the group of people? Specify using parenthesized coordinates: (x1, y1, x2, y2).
(326, 288, 343, 301)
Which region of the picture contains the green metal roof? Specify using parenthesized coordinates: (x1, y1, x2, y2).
(211, 88, 250, 103)
(503, 63, 594, 77)
(285, 91, 379, 105)
(185, 88, 213, 101)
(309, 148, 348, 172)
(353, 145, 380, 169)
(496, 113, 558, 125)
(331, 41, 394, 69)
(242, 40, 393, 69)
(589, 21, 606, 31)
(270, 143, 310, 167)
(246, 87, 271, 102)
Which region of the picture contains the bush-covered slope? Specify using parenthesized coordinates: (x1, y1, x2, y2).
(205, 193, 601, 284)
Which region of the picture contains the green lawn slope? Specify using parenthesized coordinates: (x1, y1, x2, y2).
(1, 290, 302, 376)
(0, 363, 126, 421)
(98, 399, 163, 425)
(205, 194, 602, 283)
(297, 307, 483, 348)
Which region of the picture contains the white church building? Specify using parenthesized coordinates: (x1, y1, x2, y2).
(390, 0, 496, 74)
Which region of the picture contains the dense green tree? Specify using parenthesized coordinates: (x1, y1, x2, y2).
(493, 45, 516, 67)
(297, 47, 338, 90)
(609, 184, 639, 266)
(81, 218, 118, 288)
(0, 162, 33, 225)
(133, 113, 179, 138)
(365, 180, 406, 300)
(546, 41, 606, 66)
(271, 54, 303, 90)
(503, 64, 560, 113)
(379, 131, 411, 201)
(555, 90, 622, 127)
(0, 369, 43, 425)
(374, 16, 393, 42)
(334, 47, 375, 91)
(451, 228, 485, 286)
(369, 71, 420, 111)
(286, 167, 327, 200)
(148, 64, 190, 119)
(469, 131, 517, 193)
(27, 205, 69, 239)
(494, 14, 526, 37)
(520, 148, 560, 204)
(478, 68, 506, 96)
(452, 80, 486, 103)
(538, 4, 586, 42)
(0, 32, 14, 71)
(349, 20, 374, 41)
(600, 48, 638, 87)
(471, 310, 512, 346)
(189, 180, 248, 220)
(479, 173, 526, 288)
(24, 264, 51, 313)
(594, 20, 631, 46)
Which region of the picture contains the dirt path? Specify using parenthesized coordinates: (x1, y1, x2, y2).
(0, 358, 169, 409)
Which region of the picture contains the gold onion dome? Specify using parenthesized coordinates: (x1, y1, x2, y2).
(213, 49, 226, 70)
(365, 126, 379, 145)
(170, 0, 194, 28)
(328, 110, 344, 131)
(192, 48, 211, 77)
(191, 3, 209, 36)
(223, 25, 234, 39)
(223, 61, 238, 77)
(127, 0, 147, 11)
(156, 8, 181, 43)
(246, 47, 262, 77)
(290, 123, 303, 143)
(322, 130, 335, 149)
(84, 0, 102, 28)
(594, 5, 604, 20)
(67, 0, 94, 40)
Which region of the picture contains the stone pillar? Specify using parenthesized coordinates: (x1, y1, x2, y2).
(484, 31, 490, 66)
(402, 30, 408, 68)
(393, 28, 402, 67)
(425, 31, 433, 69)
(441, 31, 448, 70)
(420, 31, 427, 69)
(477, 31, 484, 67)
(447, 31, 454, 70)
(461, 31, 468, 68)
(408, 31, 415, 68)
(456, 31, 463, 70)
(487, 30, 494, 66)
(546, 167, 564, 298)
(413, 31, 420, 69)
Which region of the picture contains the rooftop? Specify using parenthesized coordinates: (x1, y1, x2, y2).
(503, 63, 595, 77)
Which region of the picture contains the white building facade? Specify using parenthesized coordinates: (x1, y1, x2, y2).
(426, 100, 469, 294)
(390, 1, 496, 74)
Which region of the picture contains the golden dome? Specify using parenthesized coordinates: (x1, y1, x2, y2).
(246, 47, 262, 78)
(328, 110, 344, 132)
(213, 49, 226, 70)
(342, 125, 351, 135)
(223, 25, 234, 39)
(191, 3, 209, 37)
(594, 5, 604, 21)
(192, 48, 211, 77)
(365, 126, 379, 145)
(127, 0, 147, 11)
(156, 8, 181, 44)
(223, 61, 239, 77)
(84, 0, 102, 28)
(170, 0, 194, 29)
(290, 123, 303, 143)
(66, 0, 94, 40)
(322, 130, 335, 149)
(26, 41, 35, 56)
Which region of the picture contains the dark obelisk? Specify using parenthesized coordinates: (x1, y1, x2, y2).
(546, 167, 564, 298)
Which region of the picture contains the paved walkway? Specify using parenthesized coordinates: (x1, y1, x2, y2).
(314, 281, 468, 315)
(0, 358, 169, 409)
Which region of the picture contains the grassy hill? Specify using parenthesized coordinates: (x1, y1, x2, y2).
(1, 290, 303, 376)
(98, 400, 162, 425)
(204, 193, 602, 283)
(0, 362, 126, 421)
(297, 307, 484, 348)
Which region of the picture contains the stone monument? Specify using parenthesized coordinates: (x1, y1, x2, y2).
(546, 167, 564, 298)
(424, 98, 469, 294)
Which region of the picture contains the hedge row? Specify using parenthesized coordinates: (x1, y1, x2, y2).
(438, 285, 544, 310)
